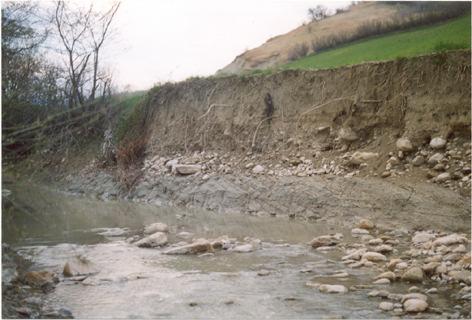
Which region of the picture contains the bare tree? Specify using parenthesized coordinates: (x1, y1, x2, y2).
(54, 1, 93, 108)
(308, 5, 328, 22)
(53, 1, 120, 108)
(88, 2, 120, 102)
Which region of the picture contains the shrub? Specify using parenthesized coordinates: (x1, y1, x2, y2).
(288, 43, 309, 61)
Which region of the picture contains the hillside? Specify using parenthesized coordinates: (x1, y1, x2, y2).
(283, 14, 471, 70)
(217, 2, 469, 74)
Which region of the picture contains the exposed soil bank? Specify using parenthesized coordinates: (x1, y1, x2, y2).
(5, 51, 471, 233)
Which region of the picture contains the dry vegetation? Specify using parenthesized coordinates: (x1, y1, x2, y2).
(218, 1, 470, 74)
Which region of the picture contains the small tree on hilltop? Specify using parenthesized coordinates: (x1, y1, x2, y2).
(308, 5, 327, 22)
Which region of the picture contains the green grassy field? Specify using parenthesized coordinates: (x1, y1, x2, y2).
(283, 14, 471, 70)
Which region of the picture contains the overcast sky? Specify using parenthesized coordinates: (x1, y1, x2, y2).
(101, 0, 351, 90)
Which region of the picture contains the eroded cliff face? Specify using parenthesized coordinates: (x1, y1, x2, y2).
(145, 51, 470, 170)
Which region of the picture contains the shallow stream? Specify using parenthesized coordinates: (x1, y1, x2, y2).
(2, 181, 458, 319)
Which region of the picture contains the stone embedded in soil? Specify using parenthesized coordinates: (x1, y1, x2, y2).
(411, 155, 425, 166)
(144, 222, 169, 234)
(434, 172, 451, 182)
(173, 164, 201, 175)
(381, 171, 391, 178)
(252, 165, 265, 174)
(368, 238, 383, 245)
(135, 232, 168, 248)
(403, 299, 428, 313)
(396, 138, 413, 152)
(358, 219, 375, 230)
(338, 127, 358, 142)
(318, 284, 348, 294)
(402, 267, 424, 283)
(379, 302, 394, 311)
(430, 137, 447, 149)
(362, 252, 387, 262)
(453, 244, 467, 253)
(351, 228, 369, 235)
(412, 231, 436, 244)
(372, 244, 393, 253)
(428, 153, 444, 165)
(349, 152, 378, 165)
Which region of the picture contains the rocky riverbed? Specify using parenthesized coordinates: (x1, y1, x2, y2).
(2, 181, 471, 319)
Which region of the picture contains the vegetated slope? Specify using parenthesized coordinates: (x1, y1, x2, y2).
(283, 14, 471, 71)
(217, 2, 469, 74)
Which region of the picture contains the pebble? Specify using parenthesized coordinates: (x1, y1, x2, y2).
(412, 231, 436, 244)
(144, 222, 169, 234)
(435, 172, 451, 182)
(402, 266, 424, 282)
(379, 302, 394, 311)
(433, 234, 467, 247)
(135, 232, 168, 248)
(358, 219, 375, 230)
(351, 228, 370, 235)
(395, 262, 408, 270)
(401, 293, 428, 303)
(430, 137, 447, 149)
(372, 244, 393, 253)
(408, 286, 420, 293)
(411, 155, 425, 166)
(428, 153, 444, 165)
(318, 284, 348, 294)
(252, 165, 265, 174)
(362, 252, 387, 262)
(387, 259, 402, 270)
(232, 244, 254, 253)
(426, 288, 438, 294)
(403, 298, 428, 313)
(375, 271, 396, 281)
(396, 138, 414, 152)
(257, 270, 270, 276)
(368, 238, 383, 246)
(373, 278, 391, 285)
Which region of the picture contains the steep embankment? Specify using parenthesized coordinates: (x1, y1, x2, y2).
(144, 51, 470, 189)
(16, 51, 470, 232)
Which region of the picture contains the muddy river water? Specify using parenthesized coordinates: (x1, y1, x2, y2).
(2, 181, 464, 319)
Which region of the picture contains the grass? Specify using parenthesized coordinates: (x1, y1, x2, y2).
(112, 91, 147, 144)
(282, 14, 471, 71)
